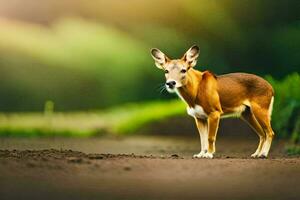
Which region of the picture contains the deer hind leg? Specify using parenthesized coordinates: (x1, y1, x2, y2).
(241, 107, 266, 158)
(251, 101, 275, 158)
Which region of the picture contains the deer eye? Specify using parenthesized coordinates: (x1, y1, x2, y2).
(181, 69, 187, 73)
(165, 70, 169, 74)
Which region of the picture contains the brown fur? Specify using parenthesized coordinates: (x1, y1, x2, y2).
(178, 70, 274, 115)
(177, 69, 275, 156)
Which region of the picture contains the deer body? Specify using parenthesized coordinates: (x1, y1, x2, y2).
(151, 45, 275, 158)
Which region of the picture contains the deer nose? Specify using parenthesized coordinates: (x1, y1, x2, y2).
(166, 81, 176, 89)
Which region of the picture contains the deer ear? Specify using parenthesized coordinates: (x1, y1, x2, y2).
(150, 48, 169, 69)
(182, 45, 200, 67)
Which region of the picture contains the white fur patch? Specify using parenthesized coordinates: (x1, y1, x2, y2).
(187, 105, 207, 119)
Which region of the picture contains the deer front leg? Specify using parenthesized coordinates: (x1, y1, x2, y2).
(193, 118, 208, 158)
(203, 111, 220, 158)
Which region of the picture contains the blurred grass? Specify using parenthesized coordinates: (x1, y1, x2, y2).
(0, 100, 185, 137)
(110, 100, 185, 133)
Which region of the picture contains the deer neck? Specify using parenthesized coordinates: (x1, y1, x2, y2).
(177, 69, 202, 107)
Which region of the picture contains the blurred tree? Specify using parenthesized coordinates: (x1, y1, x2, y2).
(0, 0, 299, 111)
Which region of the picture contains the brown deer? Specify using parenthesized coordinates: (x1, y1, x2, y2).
(150, 45, 275, 158)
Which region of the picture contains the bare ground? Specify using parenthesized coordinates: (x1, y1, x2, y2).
(0, 135, 299, 200)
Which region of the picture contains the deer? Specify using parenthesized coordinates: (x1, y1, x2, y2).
(150, 45, 275, 159)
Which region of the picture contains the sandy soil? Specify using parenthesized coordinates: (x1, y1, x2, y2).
(0, 136, 299, 200)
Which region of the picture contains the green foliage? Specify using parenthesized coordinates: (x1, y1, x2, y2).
(286, 145, 300, 156)
(266, 73, 300, 141)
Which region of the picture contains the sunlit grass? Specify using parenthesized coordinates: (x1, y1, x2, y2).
(0, 100, 185, 137)
(0, 112, 106, 137)
(110, 100, 185, 134)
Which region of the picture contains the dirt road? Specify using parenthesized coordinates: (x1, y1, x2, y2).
(0, 136, 299, 200)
